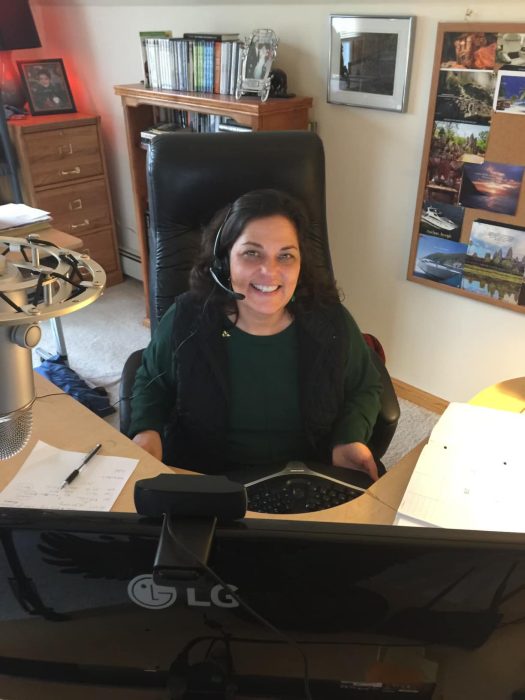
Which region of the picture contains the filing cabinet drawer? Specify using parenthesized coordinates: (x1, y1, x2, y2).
(23, 125, 103, 186)
(36, 180, 111, 234)
(80, 228, 119, 274)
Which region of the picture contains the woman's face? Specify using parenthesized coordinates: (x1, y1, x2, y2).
(229, 215, 301, 324)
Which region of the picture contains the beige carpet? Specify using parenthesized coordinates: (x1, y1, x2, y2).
(33, 277, 440, 469)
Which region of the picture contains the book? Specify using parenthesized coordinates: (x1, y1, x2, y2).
(183, 32, 239, 41)
(139, 30, 172, 87)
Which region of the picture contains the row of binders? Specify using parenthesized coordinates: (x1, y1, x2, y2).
(140, 108, 252, 146)
(142, 33, 243, 95)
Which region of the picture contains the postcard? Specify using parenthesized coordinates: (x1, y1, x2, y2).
(462, 219, 525, 305)
(419, 200, 464, 241)
(495, 33, 525, 69)
(441, 32, 497, 70)
(414, 234, 467, 288)
(494, 69, 525, 114)
(459, 161, 524, 215)
(436, 69, 495, 125)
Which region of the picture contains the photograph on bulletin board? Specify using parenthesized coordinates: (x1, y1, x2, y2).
(427, 120, 489, 207)
(413, 234, 467, 288)
(494, 70, 525, 114)
(419, 200, 464, 241)
(496, 33, 525, 67)
(435, 70, 495, 125)
(459, 161, 524, 215)
(461, 220, 525, 305)
(440, 32, 497, 70)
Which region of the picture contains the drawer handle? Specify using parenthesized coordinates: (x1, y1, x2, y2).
(58, 143, 73, 156)
(69, 198, 83, 211)
(71, 219, 91, 230)
(60, 166, 81, 176)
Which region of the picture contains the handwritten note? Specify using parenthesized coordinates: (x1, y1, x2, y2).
(395, 403, 525, 532)
(0, 441, 138, 511)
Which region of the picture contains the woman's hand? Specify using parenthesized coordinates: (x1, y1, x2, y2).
(133, 430, 163, 461)
(332, 442, 379, 482)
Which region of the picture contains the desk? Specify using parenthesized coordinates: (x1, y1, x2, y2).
(3, 374, 401, 523)
(7, 375, 524, 519)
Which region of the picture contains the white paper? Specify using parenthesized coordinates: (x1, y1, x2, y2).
(0, 203, 51, 229)
(0, 441, 137, 511)
(396, 402, 525, 532)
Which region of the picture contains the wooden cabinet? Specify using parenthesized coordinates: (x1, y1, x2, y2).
(7, 113, 123, 287)
(114, 83, 313, 318)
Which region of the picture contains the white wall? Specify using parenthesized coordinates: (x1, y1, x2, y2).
(28, 0, 525, 400)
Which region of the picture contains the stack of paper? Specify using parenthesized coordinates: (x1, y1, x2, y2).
(0, 203, 52, 235)
(395, 402, 525, 531)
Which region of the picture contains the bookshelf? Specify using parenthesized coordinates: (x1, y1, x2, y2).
(114, 83, 313, 320)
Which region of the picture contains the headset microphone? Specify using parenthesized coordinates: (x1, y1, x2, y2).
(209, 267, 245, 300)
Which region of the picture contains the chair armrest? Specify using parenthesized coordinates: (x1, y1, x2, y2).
(367, 350, 401, 459)
(119, 349, 144, 436)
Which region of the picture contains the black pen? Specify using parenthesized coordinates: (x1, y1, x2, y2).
(60, 443, 102, 489)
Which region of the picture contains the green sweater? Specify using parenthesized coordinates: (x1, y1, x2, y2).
(129, 304, 381, 467)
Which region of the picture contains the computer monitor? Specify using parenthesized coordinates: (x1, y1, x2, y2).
(0, 507, 524, 698)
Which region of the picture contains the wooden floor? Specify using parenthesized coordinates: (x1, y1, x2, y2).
(392, 378, 448, 414)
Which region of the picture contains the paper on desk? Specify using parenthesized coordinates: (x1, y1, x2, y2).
(0, 441, 138, 511)
(396, 402, 525, 532)
(0, 203, 51, 229)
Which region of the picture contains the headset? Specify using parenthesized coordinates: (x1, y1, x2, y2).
(209, 206, 245, 301)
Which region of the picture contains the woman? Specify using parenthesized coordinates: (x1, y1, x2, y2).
(129, 189, 382, 481)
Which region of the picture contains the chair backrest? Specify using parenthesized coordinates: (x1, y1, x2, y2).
(135, 129, 399, 460)
(146, 130, 331, 331)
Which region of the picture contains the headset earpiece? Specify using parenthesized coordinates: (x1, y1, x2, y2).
(209, 206, 245, 301)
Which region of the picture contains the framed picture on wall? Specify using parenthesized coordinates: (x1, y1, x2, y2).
(328, 15, 416, 112)
(17, 58, 76, 115)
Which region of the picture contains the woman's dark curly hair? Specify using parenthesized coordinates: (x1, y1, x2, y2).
(189, 188, 340, 312)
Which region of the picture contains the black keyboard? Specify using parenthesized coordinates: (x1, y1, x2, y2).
(245, 461, 370, 514)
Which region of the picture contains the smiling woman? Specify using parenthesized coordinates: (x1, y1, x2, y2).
(228, 214, 301, 334)
(128, 189, 383, 482)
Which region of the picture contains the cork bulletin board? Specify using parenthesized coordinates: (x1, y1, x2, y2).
(407, 23, 525, 313)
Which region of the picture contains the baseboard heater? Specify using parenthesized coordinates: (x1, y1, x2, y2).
(119, 248, 142, 279)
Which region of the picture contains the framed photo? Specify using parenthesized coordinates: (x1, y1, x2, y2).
(17, 59, 76, 116)
(235, 28, 278, 102)
(328, 15, 416, 112)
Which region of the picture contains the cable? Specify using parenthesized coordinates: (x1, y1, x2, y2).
(165, 517, 313, 700)
(36, 392, 69, 400)
(115, 288, 217, 410)
(0, 290, 24, 313)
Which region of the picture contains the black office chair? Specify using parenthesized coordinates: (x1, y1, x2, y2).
(120, 131, 400, 461)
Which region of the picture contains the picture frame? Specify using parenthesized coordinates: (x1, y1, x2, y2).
(235, 28, 278, 102)
(17, 58, 76, 116)
(328, 15, 416, 112)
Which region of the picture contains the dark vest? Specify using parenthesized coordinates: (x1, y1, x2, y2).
(163, 293, 349, 473)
